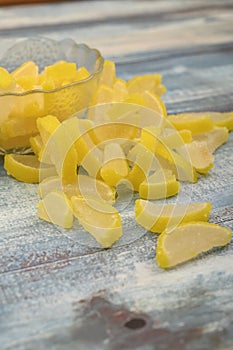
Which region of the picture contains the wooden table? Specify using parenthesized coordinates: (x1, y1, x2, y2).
(0, 1, 233, 349)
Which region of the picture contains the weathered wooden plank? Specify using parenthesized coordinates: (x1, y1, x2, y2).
(0, 0, 233, 59)
(0, 1, 233, 349)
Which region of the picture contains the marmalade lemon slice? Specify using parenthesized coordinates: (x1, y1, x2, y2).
(156, 222, 232, 268)
(127, 73, 162, 94)
(0, 67, 15, 91)
(71, 196, 122, 248)
(177, 140, 214, 174)
(38, 191, 73, 229)
(30, 134, 43, 158)
(62, 117, 103, 178)
(100, 143, 129, 187)
(41, 61, 77, 87)
(143, 90, 167, 117)
(37, 115, 60, 145)
(139, 169, 180, 200)
(4, 154, 56, 183)
(135, 200, 212, 233)
(38, 116, 78, 184)
(185, 111, 233, 131)
(167, 113, 214, 134)
(160, 129, 193, 148)
(193, 127, 229, 153)
(98, 60, 116, 87)
(38, 174, 115, 203)
(11, 61, 38, 79)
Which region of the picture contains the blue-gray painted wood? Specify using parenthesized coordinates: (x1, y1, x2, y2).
(0, 1, 233, 349)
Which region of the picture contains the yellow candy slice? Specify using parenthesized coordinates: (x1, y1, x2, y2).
(193, 127, 229, 153)
(74, 66, 90, 82)
(38, 191, 73, 228)
(38, 174, 115, 203)
(37, 115, 60, 145)
(143, 90, 167, 117)
(135, 200, 212, 233)
(127, 146, 154, 191)
(41, 60, 77, 87)
(188, 111, 233, 131)
(4, 154, 56, 183)
(71, 196, 122, 248)
(139, 169, 180, 200)
(100, 143, 129, 186)
(62, 117, 103, 178)
(0, 67, 15, 91)
(38, 115, 78, 184)
(127, 73, 162, 94)
(30, 134, 43, 158)
(156, 222, 232, 268)
(167, 113, 214, 134)
(12, 61, 38, 79)
(155, 142, 197, 183)
(177, 140, 214, 174)
(98, 60, 116, 87)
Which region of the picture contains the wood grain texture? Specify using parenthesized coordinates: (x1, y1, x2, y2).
(0, 1, 233, 349)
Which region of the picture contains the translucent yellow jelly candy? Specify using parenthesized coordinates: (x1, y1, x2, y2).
(0, 67, 15, 91)
(100, 143, 129, 187)
(38, 116, 78, 184)
(127, 74, 162, 94)
(4, 154, 56, 183)
(1, 115, 38, 138)
(155, 143, 197, 183)
(12, 61, 38, 80)
(71, 196, 122, 248)
(74, 67, 90, 82)
(188, 111, 233, 131)
(160, 129, 193, 148)
(156, 222, 232, 268)
(37, 115, 60, 145)
(177, 140, 214, 174)
(38, 174, 116, 203)
(135, 200, 212, 233)
(38, 191, 73, 228)
(143, 90, 167, 117)
(127, 146, 154, 191)
(98, 60, 116, 87)
(193, 127, 229, 153)
(62, 117, 103, 178)
(30, 134, 43, 158)
(167, 113, 214, 134)
(41, 61, 77, 87)
(139, 169, 180, 200)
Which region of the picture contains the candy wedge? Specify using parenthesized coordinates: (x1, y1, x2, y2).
(38, 174, 115, 203)
(193, 127, 228, 153)
(38, 115, 78, 184)
(62, 117, 103, 178)
(38, 191, 73, 228)
(167, 113, 214, 134)
(100, 143, 129, 186)
(143, 90, 167, 117)
(98, 60, 116, 87)
(135, 200, 212, 233)
(139, 169, 180, 200)
(12, 61, 38, 79)
(4, 154, 56, 183)
(0, 67, 15, 91)
(127, 73, 162, 94)
(156, 222, 232, 268)
(71, 196, 122, 248)
(189, 111, 233, 131)
(177, 140, 214, 174)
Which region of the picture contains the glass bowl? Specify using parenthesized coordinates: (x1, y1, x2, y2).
(0, 37, 104, 152)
